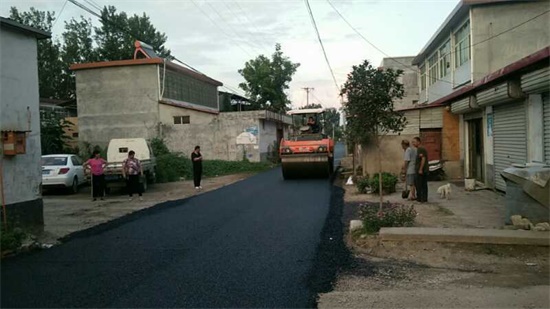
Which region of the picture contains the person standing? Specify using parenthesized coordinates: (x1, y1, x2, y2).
(191, 146, 203, 191)
(123, 150, 143, 201)
(412, 137, 429, 203)
(401, 139, 417, 201)
(83, 150, 107, 201)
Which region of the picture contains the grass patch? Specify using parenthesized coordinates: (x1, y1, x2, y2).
(1, 223, 27, 253)
(152, 138, 275, 183)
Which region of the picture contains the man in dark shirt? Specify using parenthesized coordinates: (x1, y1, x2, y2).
(191, 146, 203, 191)
(307, 117, 320, 134)
(412, 137, 429, 203)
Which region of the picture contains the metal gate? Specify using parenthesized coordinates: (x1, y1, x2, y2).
(493, 102, 527, 191)
(544, 92, 550, 164)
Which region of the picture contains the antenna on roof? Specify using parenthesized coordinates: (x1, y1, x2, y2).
(134, 40, 160, 59)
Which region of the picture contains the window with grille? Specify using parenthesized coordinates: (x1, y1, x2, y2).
(439, 40, 451, 78)
(420, 65, 426, 90)
(428, 53, 438, 85)
(454, 21, 470, 68)
(173, 116, 190, 124)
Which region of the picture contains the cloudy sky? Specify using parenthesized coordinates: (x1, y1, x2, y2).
(1, 0, 459, 109)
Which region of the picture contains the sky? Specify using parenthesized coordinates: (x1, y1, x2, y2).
(1, 0, 460, 110)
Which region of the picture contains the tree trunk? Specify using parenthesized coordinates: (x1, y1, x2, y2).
(378, 140, 383, 210)
(352, 143, 356, 177)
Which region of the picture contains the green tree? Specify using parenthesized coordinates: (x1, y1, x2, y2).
(238, 44, 300, 112)
(61, 16, 97, 98)
(94, 6, 171, 61)
(40, 110, 73, 155)
(9, 7, 65, 99)
(341, 60, 406, 209)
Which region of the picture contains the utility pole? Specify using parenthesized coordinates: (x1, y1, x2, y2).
(302, 87, 314, 107)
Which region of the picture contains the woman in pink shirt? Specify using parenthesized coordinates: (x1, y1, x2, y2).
(83, 150, 107, 201)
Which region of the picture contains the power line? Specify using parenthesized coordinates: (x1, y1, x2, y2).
(327, 0, 549, 87)
(302, 87, 315, 106)
(52, 0, 69, 28)
(304, 0, 340, 94)
(204, 1, 263, 55)
(82, 0, 102, 12)
(222, 1, 271, 53)
(190, 0, 254, 58)
(231, 1, 271, 49)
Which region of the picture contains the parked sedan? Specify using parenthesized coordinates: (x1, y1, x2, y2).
(42, 154, 86, 194)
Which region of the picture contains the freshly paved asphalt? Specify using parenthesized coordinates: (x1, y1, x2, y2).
(1, 144, 345, 308)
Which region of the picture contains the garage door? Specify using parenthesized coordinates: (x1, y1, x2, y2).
(544, 92, 550, 164)
(493, 102, 527, 191)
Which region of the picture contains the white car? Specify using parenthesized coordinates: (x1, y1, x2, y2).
(42, 154, 87, 194)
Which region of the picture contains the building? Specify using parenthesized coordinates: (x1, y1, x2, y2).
(411, 0, 550, 191)
(71, 41, 291, 162)
(0, 17, 50, 228)
(360, 56, 463, 180)
(39, 98, 79, 149)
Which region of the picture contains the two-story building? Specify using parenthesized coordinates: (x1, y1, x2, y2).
(72, 41, 290, 162)
(411, 0, 549, 191)
(1, 17, 50, 228)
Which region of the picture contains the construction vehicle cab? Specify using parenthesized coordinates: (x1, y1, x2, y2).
(279, 108, 334, 179)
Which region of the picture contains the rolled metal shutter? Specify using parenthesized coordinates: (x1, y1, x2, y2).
(543, 92, 550, 164)
(420, 107, 443, 128)
(478, 81, 523, 107)
(522, 67, 549, 94)
(493, 102, 527, 191)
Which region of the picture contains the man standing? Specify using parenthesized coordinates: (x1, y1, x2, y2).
(191, 146, 203, 191)
(401, 140, 417, 201)
(412, 137, 429, 203)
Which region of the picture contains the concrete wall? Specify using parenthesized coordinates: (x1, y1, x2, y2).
(159, 103, 220, 160)
(0, 28, 43, 227)
(159, 108, 283, 163)
(361, 135, 418, 178)
(380, 57, 419, 110)
(75, 65, 160, 150)
(259, 119, 278, 161)
(471, 2, 550, 82)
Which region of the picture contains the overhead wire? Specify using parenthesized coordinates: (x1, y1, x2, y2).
(190, 0, 255, 58)
(221, 1, 271, 53)
(68, 0, 247, 99)
(52, 0, 69, 28)
(327, 0, 549, 86)
(304, 0, 340, 99)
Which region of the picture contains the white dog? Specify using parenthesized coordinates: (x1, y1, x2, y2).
(437, 183, 452, 199)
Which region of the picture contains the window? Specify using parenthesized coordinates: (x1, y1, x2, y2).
(454, 21, 470, 68)
(439, 39, 451, 78)
(71, 156, 80, 166)
(173, 116, 190, 124)
(428, 53, 438, 85)
(420, 65, 426, 90)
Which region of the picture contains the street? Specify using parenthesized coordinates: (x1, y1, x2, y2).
(1, 144, 345, 308)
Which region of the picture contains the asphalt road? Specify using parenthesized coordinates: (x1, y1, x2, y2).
(1, 144, 346, 308)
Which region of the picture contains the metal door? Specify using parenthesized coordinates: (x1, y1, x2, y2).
(493, 102, 527, 191)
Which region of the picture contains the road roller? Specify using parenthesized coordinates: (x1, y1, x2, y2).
(279, 108, 334, 180)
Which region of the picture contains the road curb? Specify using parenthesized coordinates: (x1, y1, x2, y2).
(379, 227, 550, 246)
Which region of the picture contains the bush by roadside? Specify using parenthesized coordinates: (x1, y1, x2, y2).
(151, 138, 275, 183)
(358, 202, 417, 233)
(1, 223, 27, 253)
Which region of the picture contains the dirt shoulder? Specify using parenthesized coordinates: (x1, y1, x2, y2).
(38, 173, 253, 244)
(318, 175, 550, 309)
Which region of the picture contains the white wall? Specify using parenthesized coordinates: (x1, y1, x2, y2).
(0, 29, 42, 205)
(259, 119, 278, 159)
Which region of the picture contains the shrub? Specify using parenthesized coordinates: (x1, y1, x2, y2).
(359, 202, 417, 233)
(1, 223, 26, 253)
(156, 153, 192, 183)
(356, 176, 370, 194)
(369, 172, 398, 194)
(150, 137, 171, 156)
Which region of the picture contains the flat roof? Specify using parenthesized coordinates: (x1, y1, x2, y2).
(0, 17, 50, 39)
(412, 0, 529, 65)
(70, 58, 223, 87)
